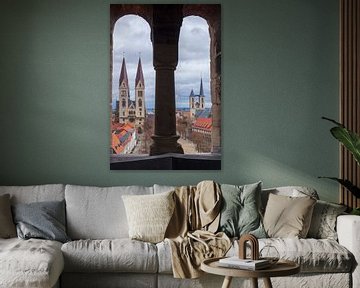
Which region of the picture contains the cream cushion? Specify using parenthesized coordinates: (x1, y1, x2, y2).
(122, 191, 175, 243)
(0, 238, 63, 288)
(61, 239, 158, 273)
(263, 193, 316, 238)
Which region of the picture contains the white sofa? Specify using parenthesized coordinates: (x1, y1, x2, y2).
(0, 184, 358, 288)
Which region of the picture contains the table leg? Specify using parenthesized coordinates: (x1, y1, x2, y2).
(263, 277, 273, 288)
(221, 276, 232, 288)
(251, 278, 258, 288)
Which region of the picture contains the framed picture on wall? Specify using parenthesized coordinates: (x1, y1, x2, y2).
(110, 4, 221, 170)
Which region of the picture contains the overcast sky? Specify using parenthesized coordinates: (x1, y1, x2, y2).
(112, 15, 211, 109)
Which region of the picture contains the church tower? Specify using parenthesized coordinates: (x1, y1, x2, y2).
(199, 78, 205, 109)
(135, 57, 145, 130)
(118, 57, 130, 124)
(189, 78, 205, 119)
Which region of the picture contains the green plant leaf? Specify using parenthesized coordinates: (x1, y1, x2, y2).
(322, 117, 360, 165)
(318, 177, 360, 199)
(330, 127, 360, 165)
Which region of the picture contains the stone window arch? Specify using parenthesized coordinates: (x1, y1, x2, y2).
(110, 4, 221, 155)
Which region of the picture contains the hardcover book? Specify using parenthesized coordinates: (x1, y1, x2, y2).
(218, 257, 271, 270)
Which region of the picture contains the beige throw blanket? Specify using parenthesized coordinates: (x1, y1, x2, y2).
(165, 181, 231, 279)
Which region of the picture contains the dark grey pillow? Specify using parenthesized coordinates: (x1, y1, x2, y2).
(12, 200, 70, 243)
(218, 182, 266, 238)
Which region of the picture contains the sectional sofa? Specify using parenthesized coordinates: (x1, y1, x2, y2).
(0, 183, 359, 288)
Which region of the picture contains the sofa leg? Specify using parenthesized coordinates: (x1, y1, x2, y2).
(263, 277, 273, 288)
(221, 276, 232, 288)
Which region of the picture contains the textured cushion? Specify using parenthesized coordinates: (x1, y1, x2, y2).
(65, 185, 153, 239)
(218, 182, 266, 238)
(263, 193, 316, 238)
(159, 237, 353, 274)
(122, 191, 175, 243)
(61, 239, 158, 273)
(0, 194, 16, 238)
(244, 238, 352, 273)
(0, 184, 65, 204)
(0, 238, 64, 288)
(307, 200, 347, 240)
(12, 200, 70, 243)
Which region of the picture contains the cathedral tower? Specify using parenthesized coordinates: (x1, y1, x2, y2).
(118, 57, 130, 124)
(135, 57, 145, 130)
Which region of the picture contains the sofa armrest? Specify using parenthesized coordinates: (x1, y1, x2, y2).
(337, 215, 360, 288)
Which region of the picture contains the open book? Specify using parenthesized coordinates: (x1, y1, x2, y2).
(218, 257, 271, 270)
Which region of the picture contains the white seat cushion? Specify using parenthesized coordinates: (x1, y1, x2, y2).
(61, 239, 158, 273)
(0, 238, 63, 288)
(157, 238, 353, 274)
(228, 238, 354, 273)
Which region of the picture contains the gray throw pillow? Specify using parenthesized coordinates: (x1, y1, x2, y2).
(12, 200, 70, 243)
(307, 200, 347, 240)
(218, 182, 266, 238)
(0, 194, 17, 238)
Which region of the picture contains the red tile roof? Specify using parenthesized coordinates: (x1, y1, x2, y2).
(192, 118, 212, 132)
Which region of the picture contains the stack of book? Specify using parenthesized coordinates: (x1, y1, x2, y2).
(218, 257, 271, 270)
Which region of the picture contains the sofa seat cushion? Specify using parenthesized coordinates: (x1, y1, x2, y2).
(61, 239, 158, 273)
(157, 238, 353, 274)
(230, 238, 353, 273)
(0, 238, 64, 288)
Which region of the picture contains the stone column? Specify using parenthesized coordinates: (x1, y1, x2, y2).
(209, 15, 221, 154)
(150, 5, 184, 155)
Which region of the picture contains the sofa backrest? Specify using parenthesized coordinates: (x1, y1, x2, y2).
(261, 186, 319, 213)
(65, 184, 154, 240)
(0, 184, 65, 204)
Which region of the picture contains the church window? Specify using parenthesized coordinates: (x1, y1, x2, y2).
(122, 99, 126, 108)
(138, 99, 142, 107)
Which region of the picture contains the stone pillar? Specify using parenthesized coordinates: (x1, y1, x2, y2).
(209, 15, 221, 154)
(150, 5, 184, 155)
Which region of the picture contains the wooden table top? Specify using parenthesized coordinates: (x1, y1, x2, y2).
(201, 257, 300, 278)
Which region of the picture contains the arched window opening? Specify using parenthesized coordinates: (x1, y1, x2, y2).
(176, 16, 212, 154)
(111, 14, 154, 155)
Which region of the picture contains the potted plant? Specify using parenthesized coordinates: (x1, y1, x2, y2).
(320, 117, 360, 215)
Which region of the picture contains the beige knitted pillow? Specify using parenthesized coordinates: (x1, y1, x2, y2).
(122, 191, 175, 243)
(263, 193, 316, 238)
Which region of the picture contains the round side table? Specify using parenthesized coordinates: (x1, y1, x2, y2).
(201, 257, 300, 288)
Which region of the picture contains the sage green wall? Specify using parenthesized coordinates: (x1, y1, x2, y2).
(0, 0, 339, 202)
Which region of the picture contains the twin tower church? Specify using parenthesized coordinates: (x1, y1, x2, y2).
(115, 56, 206, 133)
(115, 56, 146, 133)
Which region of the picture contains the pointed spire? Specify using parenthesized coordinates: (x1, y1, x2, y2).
(189, 89, 195, 97)
(199, 78, 204, 96)
(135, 57, 145, 87)
(119, 56, 129, 88)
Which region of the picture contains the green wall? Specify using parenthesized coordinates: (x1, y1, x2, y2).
(0, 0, 340, 202)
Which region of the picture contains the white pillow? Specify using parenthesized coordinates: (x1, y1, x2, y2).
(122, 191, 175, 243)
